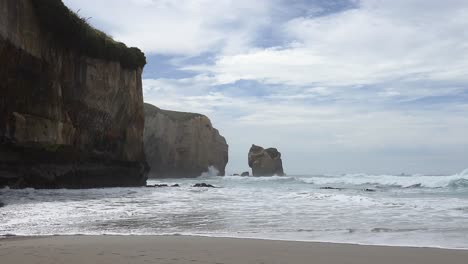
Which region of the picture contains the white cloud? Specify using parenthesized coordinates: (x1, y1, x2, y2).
(63, 0, 272, 55)
(185, 0, 468, 87)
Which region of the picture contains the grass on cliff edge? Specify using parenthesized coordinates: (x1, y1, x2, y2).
(31, 0, 146, 69)
(144, 103, 204, 121)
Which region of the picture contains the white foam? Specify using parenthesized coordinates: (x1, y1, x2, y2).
(200, 166, 220, 177)
(1, 170, 468, 249)
(300, 169, 468, 188)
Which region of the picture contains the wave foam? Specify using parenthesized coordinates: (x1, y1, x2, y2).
(301, 169, 468, 189)
(217, 169, 468, 189)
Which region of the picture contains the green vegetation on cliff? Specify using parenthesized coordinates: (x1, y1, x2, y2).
(31, 0, 146, 69)
(144, 103, 203, 121)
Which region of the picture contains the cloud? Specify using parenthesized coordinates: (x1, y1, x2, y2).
(63, 0, 273, 55)
(185, 0, 468, 88)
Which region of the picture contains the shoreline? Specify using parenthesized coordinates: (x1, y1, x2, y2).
(2, 233, 467, 251)
(1, 235, 468, 264)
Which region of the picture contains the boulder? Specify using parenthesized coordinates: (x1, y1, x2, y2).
(146, 184, 168, 188)
(405, 184, 422, 189)
(320, 186, 344, 191)
(146, 184, 180, 188)
(241, 171, 250, 176)
(248, 144, 284, 176)
(192, 183, 216, 188)
(144, 103, 228, 178)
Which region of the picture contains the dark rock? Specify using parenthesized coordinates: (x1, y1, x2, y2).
(192, 183, 216, 188)
(248, 144, 284, 176)
(0, 157, 147, 189)
(0, 0, 148, 189)
(405, 184, 422, 189)
(144, 103, 228, 178)
(147, 183, 180, 188)
(364, 188, 376, 192)
(241, 171, 250, 176)
(147, 184, 169, 188)
(233, 174, 240, 176)
(320, 187, 344, 190)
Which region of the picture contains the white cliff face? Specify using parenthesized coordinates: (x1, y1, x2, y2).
(144, 103, 229, 178)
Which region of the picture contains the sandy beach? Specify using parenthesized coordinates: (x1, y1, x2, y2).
(0, 236, 467, 264)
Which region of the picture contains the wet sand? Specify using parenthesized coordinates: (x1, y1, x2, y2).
(1, 235, 467, 264)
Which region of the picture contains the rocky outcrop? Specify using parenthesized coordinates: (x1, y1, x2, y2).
(146, 184, 180, 188)
(0, 0, 147, 188)
(144, 103, 228, 178)
(192, 183, 217, 188)
(248, 144, 284, 176)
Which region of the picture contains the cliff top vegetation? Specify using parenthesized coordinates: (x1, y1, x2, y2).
(144, 103, 204, 121)
(31, 0, 146, 69)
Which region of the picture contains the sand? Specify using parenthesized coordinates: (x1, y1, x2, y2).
(1, 235, 467, 264)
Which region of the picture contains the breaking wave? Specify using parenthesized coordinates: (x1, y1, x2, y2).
(219, 169, 468, 189)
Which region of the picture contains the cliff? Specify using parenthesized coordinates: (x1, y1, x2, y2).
(248, 144, 285, 176)
(144, 103, 228, 178)
(0, 0, 148, 188)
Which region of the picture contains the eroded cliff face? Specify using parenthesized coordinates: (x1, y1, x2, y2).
(0, 0, 147, 188)
(144, 103, 228, 178)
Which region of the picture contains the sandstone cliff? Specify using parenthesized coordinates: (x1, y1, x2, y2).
(248, 144, 285, 176)
(0, 0, 148, 188)
(144, 103, 228, 178)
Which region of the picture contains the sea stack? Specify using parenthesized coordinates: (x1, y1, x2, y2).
(248, 144, 285, 176)
(0, 0, 148, 188)
(144, 103, 228, 178)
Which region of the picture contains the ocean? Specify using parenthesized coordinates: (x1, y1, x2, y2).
(1, 170, 468, 249)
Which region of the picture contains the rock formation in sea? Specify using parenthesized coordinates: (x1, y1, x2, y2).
(0, 0, 148, 188)
(248, 144, 285, 176)
(144, 103, 229, 178)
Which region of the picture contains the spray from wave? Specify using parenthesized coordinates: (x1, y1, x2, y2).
(200, 166, 220, 177)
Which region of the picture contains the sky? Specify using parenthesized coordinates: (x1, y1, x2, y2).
(63, 0, 468, 175)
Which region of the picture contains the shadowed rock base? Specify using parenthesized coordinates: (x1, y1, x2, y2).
(0, 143, 147, 189)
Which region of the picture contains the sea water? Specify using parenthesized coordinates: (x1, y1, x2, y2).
(1, 170, 468, 249)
